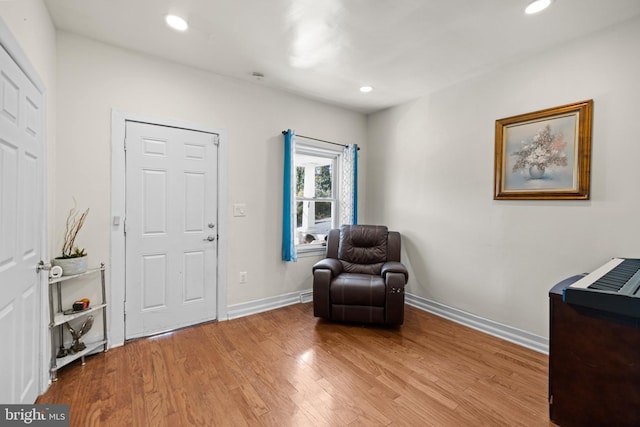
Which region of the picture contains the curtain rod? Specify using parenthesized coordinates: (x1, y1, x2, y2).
(281, 130, 360, 150)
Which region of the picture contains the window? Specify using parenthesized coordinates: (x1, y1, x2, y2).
(294, 142, 341, 253)
(282, 129, 357, 262)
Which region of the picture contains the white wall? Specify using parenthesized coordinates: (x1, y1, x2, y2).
(55, 32, 367, 341)
(365, 17, 640, 337)
(9, 0, 637, 354)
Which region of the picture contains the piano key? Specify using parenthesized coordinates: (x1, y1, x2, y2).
(568, 258, 625, 289)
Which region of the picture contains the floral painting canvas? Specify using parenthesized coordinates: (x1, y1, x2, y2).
(504, 115, 577, 191)
(494, 100, 592, 200)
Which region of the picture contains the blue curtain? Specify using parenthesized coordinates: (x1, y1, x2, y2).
(282, 130, 297, 262)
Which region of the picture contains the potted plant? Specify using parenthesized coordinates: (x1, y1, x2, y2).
(51, 203, 89, 276)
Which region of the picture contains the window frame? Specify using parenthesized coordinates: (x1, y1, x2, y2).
(294, 141, 343, 255)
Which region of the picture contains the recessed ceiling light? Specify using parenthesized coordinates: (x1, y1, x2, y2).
(525, 0, 552, 14)
(165, 14, 188, 31)
(360, 85, 373, 93)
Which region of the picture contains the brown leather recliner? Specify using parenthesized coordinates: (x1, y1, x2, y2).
(312, 224, 409, 325)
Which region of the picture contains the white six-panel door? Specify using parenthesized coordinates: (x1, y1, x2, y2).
(124, 121, 218, 339)
(0, 43, 44, 404)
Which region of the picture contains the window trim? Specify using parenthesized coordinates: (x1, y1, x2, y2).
(294, 140, 343, 253)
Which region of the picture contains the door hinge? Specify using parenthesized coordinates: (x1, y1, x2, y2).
(123, 219, 127, 235)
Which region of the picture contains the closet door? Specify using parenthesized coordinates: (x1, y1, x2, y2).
(0, 42, 45, 404)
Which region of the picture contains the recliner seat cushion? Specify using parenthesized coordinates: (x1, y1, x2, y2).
(330, 273, 386, 306)
(338, 225, 388, 275)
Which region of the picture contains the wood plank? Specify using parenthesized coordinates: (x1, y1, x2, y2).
(36, 304, 553, 426)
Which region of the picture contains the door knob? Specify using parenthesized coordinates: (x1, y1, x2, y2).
(36, 260, 52, 272)
(203, 235, 216, 242)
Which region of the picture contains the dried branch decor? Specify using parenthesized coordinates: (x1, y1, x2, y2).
(61, 205, 89, 258)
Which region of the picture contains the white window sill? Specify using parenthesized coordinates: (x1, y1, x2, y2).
(296, 246, 326, 258)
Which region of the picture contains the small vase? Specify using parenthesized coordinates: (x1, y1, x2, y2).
(52, 256, 88, 276)
(529, 164, 545, 179)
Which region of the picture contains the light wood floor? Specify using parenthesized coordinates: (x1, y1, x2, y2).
(37, 304, 554, 426)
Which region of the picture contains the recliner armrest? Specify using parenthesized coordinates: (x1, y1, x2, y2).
(381, 261, 408, 282)
(312, 258, 343, 277)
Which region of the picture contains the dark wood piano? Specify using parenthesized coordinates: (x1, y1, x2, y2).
(549, 260, 640, 426)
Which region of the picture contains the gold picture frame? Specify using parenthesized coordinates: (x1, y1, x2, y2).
(494, 100, 593, 200)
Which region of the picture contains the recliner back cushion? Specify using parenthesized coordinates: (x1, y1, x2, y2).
(338, 225, 388, 274)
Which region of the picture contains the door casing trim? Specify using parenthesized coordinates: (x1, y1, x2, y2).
(110, 110, 228, 347)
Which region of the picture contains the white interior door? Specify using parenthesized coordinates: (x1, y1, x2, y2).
(125, 121, 218, 339)
(0, 43, 44, 403)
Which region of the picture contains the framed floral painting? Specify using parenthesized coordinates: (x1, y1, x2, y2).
(494, 100, 593, 200)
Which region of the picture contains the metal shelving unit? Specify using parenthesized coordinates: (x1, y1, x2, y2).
(48, 263, 108, 381)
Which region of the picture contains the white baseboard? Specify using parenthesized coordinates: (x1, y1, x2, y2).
(405, 293, 549, 354)
(300, 290, 313, 303)
(226, 289, 312, 320)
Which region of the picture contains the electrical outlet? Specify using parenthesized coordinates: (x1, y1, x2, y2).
(239, 271, 247, 284)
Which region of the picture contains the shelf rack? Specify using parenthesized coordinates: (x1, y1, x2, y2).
(48, 262, 108, 381)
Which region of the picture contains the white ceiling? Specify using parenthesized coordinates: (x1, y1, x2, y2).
(44, 0, 640, 114)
